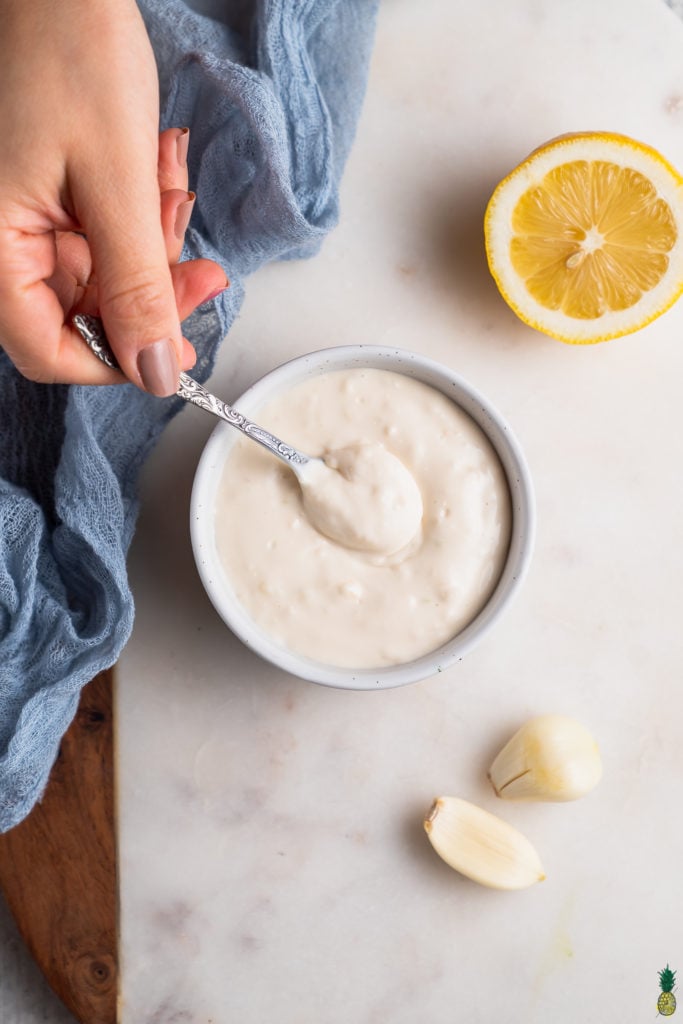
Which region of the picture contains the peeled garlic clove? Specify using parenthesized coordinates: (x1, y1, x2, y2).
(423, 796, 545, 890)
(488, 714, 602, 802)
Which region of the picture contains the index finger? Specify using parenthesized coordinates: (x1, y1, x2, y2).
(0, 226, 122, 385)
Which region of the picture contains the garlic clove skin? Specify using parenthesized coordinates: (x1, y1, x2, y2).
(423, 796, 545, 890)
(488, 714, 602, 802)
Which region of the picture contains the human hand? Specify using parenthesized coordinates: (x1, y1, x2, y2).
(0, 0, 228, 395)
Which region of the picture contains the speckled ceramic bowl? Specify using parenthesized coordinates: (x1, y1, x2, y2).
(190, 346, 535, 690)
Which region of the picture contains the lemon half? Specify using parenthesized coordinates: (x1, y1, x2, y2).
(484, 132, 683, 343)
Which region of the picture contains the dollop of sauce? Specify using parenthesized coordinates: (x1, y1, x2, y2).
(216, 368, 511, 669)
(299, 442, 423, 556)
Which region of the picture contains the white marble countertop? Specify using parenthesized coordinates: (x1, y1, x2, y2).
(5, 0, 683, 1021)
(117, 1, 683, 1021)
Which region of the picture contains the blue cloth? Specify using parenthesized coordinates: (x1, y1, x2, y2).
(0, 0, 378, 832)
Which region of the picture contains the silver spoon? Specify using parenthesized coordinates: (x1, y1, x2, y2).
(71, 314, 423, 555)
(71, 313, 316, 476)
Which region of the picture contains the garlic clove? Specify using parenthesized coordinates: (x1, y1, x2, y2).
(423, 796, 545, 890)
(488, 714, 602, 802)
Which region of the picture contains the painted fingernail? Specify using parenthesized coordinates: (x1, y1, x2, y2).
(202, 280, 229, 304)
(137, 339, 180, 397)
(174, 192, 195, 240)
(176, 127, 190, 168)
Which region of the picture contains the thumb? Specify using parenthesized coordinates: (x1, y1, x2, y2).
(74, 175, 184, 397)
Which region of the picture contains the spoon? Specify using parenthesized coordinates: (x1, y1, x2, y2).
(72, 314, 423, 555)
(72, 313, 315, 474)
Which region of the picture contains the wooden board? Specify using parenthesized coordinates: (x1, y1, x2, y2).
(0, 670, 117, 1024)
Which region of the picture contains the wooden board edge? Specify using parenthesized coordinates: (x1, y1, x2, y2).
(0, 668, 118, 1024)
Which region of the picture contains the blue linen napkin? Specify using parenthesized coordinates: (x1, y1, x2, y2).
(0, 0, 378, 832)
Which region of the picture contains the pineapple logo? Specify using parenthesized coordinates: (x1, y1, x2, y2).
(658, 965, 677, 1016)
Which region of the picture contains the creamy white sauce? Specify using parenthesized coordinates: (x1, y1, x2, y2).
(299, 442, 423, 556)
(215, 368, 511, 669)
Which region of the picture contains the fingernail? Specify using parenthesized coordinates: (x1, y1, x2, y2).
(176, 127, 190, 168)
(137, 339, 180, 397)
(202, 280, 229, 304)
(174, 191, 196, 239)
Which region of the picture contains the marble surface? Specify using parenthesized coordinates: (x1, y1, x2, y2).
(0, 894, 75, 1024)
(116, 1, 683, 1021)
(4, 0, 683, 1021)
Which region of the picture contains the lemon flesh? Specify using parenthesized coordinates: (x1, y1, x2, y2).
(485, 133, 683, 343)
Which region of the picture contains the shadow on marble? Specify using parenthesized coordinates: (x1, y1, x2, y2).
(426, 168, 529, 342)
(0, 892, 76, 1024)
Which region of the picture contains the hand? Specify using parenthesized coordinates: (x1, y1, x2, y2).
(0, 0, 227, 395)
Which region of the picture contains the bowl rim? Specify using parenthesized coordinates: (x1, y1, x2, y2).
(190, 345, 535, 690)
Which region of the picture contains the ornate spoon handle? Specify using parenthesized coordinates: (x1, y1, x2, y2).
(72, 314, 311, 469)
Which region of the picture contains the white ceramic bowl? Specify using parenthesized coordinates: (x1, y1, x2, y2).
(190, 346, 535, 690)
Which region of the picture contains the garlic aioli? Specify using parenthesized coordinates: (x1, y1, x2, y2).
(215, 368, 511, 668)
(299, 442, 423, 555)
